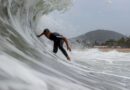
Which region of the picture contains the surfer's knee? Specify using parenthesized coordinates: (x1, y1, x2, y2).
(53, 48, 58, 53)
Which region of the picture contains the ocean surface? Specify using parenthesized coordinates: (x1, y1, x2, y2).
(0, 0, 130, 90)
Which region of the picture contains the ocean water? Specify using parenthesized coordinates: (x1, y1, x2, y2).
(0, 0, 130, 90)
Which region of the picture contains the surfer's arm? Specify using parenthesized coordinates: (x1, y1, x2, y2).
(37, 32, 44, 37)
(63, 37, 71, 51)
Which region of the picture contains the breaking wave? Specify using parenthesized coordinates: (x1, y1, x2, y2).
(0, 0, 130, 90)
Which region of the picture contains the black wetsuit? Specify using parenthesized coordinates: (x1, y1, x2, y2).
(49, 32, 69, 58)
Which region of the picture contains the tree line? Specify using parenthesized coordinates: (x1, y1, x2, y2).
(95, 37, 130, 48)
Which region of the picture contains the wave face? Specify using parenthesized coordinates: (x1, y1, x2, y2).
(0, 0, 130, 90)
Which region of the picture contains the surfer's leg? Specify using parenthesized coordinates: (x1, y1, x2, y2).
(59, 40, 70, 60)
(53, 42, 58, 53)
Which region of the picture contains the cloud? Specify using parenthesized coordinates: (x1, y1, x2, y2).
(106, 0, 112, 4)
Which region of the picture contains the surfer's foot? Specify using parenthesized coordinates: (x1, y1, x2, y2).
(67, 56, 71, 61)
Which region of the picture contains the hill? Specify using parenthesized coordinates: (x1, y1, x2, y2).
(70, 29, 126, 48)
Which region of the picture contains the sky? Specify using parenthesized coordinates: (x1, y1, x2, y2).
(40, 0, 130, 38)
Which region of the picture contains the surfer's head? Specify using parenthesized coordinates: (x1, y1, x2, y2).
(43, 28, 51, 37)
(43, 28, 50, 34)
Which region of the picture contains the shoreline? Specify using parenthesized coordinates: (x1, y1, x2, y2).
(98, 48, 130, 53)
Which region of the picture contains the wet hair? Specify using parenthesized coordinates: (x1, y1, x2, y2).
(43, 28, 50, 34)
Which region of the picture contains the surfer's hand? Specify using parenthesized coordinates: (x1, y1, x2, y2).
(67, 47, 71, 52)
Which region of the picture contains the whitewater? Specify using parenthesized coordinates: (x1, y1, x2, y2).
(0, 0, 130, 90)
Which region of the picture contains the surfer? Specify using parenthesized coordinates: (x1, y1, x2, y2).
(37, 29, 71, 61)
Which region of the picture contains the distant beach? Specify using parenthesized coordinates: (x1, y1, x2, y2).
(99, 48, 130, 53)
